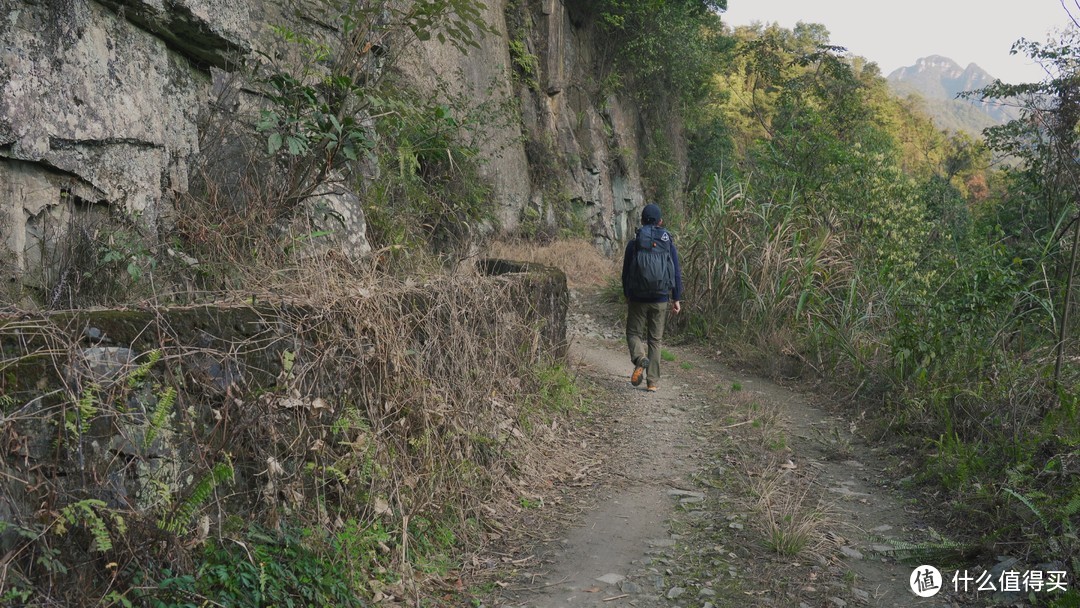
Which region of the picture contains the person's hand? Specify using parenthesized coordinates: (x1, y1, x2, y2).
(672, 301, 682, 314)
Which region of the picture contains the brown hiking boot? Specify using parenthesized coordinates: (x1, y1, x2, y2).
(631, 358, 648, 386)
(646, 384, 658, 392)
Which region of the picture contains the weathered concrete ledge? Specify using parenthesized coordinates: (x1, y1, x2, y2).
(479, 257, 569, 359)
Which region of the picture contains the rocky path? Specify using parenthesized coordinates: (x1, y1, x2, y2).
(493, 333, 709, 607)
(486, 292, 959, 608)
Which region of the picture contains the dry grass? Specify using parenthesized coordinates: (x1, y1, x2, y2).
(747, 469, 834, 557)
(711, 388, 836, 560)
(0, 269, 587, 605)
(486, 238, 619, 289)
(682, 174, 855, 345)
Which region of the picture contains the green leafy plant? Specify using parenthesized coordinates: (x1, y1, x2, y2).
(53, 499, 126, 553)
(159, 460, 235, 535)
(508, 38, 540, 90)
(532, 364, 586, 414)
(66, 383, 99, 438)
(100, 228, 157, 283)
(144, 525, 365, 608)
(143, 386, 176, 450)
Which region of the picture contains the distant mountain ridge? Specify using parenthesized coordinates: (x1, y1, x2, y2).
(886, 55, 1015, 135)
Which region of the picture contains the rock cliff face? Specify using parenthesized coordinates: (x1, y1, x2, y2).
(0, 0, 671, 297)
(400, 0, 658, 248)
(0, 0, 257, 295)
(516, 0, 651, 248)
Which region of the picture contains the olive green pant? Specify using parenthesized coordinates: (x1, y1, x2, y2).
(626, 301, 667, 385)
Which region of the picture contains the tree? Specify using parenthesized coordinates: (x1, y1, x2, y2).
(584, 0, 731, 109)
(971, 23, 1080, 389)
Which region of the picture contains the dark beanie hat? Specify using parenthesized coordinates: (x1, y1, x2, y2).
(641, 203, 662, 225)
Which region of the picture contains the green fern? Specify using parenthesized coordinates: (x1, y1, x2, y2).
(876, 535, 967, 566)
(1063, 489, 1080, 518)
(159, 459, 234, 535)
(54, 499, 126, 553)
(66, 383, 99, 438)
(143, 386, 176, 449)
(1003, 487, 1051, 531)
(127, 349, 162, 389)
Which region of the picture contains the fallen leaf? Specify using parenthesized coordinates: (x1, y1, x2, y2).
(374, 496, 392, 516)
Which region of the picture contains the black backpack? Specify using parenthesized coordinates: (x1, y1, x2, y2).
(627, 225, 675, 299)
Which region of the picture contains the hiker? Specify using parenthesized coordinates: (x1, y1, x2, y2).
(621, 203, 682, 392)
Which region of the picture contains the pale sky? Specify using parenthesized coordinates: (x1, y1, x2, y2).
(722, 0, 1077, 84)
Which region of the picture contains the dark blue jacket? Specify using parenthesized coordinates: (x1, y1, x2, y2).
(621, 226, 683, 303)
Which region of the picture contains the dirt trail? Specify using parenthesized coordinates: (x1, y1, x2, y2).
(495, 334, 707, 607)
(488, 291, 954, 608)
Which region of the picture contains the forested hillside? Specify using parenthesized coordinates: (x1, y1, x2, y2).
(673, 10, 1080, 597)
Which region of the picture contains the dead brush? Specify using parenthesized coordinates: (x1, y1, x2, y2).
(485, 238, 619, 289)
(0, 267, 584, 605)
(721, 389, 788, 452)
(229, 273, 583, 560)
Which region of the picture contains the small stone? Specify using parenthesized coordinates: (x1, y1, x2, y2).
(829, 597, 847, 607)
(698, 587, 716, 597)
(839, 546, 864, 560)
(83, 326, 106, 342)
(728, 522, 744, 530)
(648, 538, 677, 548)
(596, 573, 625, 585)
(667, 586, 686, 599)
(620, 581, 642, 594)
(667, 489, 705, 499)
(853, 588, 870, 601)
(827, 486, 871, 498)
